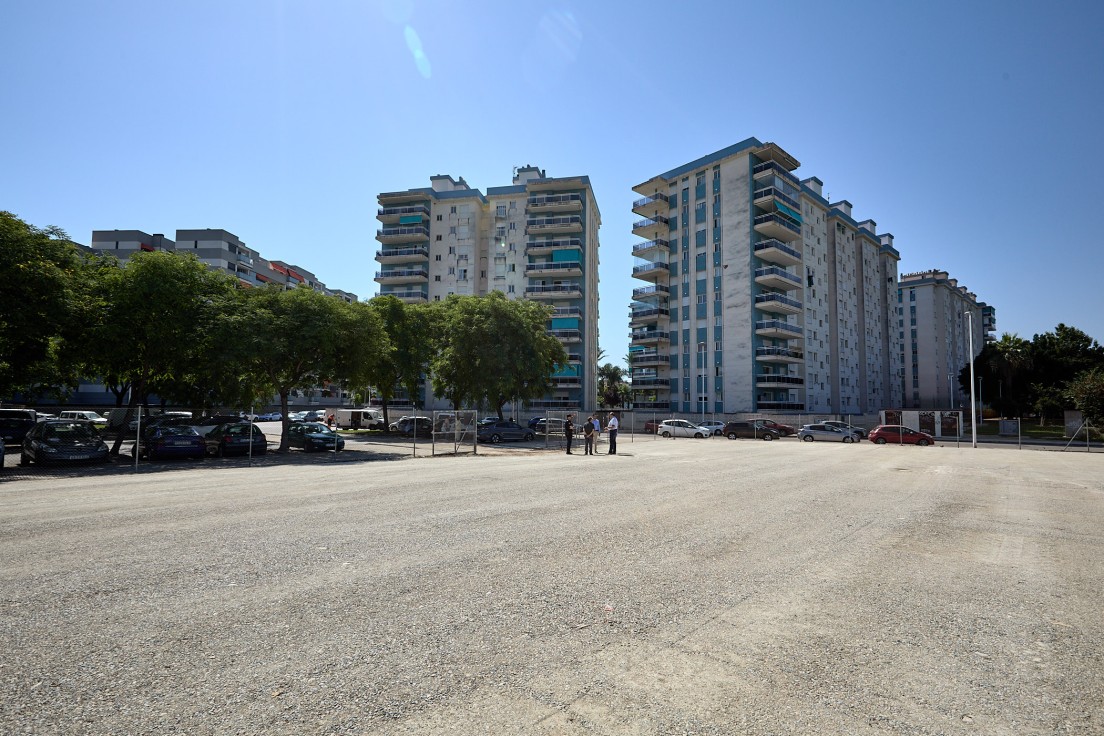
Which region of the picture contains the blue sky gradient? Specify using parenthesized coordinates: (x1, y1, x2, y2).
(3, 0, 1103, 365)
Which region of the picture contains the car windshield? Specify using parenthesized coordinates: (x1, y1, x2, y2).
(42, 422, 99, 440)
(156, 426, 199, 437)
(299, 423, 332, 433)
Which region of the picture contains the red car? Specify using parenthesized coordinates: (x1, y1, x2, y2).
(758, 419, 796, 436)
(867, 425, 935, 446)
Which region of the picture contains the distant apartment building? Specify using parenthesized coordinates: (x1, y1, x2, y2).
(90, 229, 357, 300)
(897, 269, 995, 409)
(629, 137, 902, 416)
(374, 166, 601, 412)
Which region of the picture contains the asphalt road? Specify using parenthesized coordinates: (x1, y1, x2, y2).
(1, 439, 1102, 734)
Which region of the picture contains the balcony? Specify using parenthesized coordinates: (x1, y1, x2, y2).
(630, 329, 670, 345)
(631, 377, 669, 390)
(525, 283, 582, 299)
(630, 350, 668, 367)
(632, 400, 671, 411)
(630, 306, 669, 325)
(527, 194, 582, 213)
(565, 353, 583, 364)
(632, 261, 670, 282)
(752, 186, 800, 212)
(377, 204, 430, 223)
(755, 346, 805, 364)
(550, 377, 582, 390)
(378, 190, 432, 204)
(755, 292, 803, 315)
(374, 268, 429, 285)
(375, 246, 430, 264)
(755, 320, 805, 340)
(753, 212, 802, 242)
(756, 374, 805, 388)
(757, 401, 805, 411)
(377, 225, 430, 244)
(525, 238, 583, 257)
(632, 238, 670, 258)
(632, 284, 670, 303)
(381, 288, 428, 303)
(754, 266, 803, 291)
(632, 216, 669, 239)
(526, 216, 583, 235)
(525, 261, 583, 278)
(549, 329, 582, 343)
(754, 239, 802, 266)
(631, 193, 669, 218)
(752, 160, 801, 188)
(550, 307, 583, 319)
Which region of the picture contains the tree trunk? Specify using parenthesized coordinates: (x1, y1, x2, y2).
(278, 389, 291, 452)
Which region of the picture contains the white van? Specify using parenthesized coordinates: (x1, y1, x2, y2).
(59, 410, 108, 426)
(335, 408, 385, 430)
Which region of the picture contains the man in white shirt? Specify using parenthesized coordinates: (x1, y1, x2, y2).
(605, 412, 619, 455)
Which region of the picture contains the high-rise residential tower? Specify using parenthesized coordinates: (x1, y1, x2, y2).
(897, 269, 995, 409)
(374, 166, 601, 412)
(629, 137, 902, 416)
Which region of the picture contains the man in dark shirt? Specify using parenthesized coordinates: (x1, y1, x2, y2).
(565, 414, 575, 454)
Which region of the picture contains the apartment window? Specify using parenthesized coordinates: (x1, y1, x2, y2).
(507, 284, 515, 293)
(435, 255, 442, 261)
(509, 222, 516, 231)
(496, 205, 506, 217)
(909, 290, 916, 301)
(450, 206, 456, 214)
(449, 226, 456, 235)
(436, 215, 442, 221)
(436, 235, 442, 241)
(448, 267, 455, 275)
(448, 246, 455, 254)
(434, 275, 441, 281)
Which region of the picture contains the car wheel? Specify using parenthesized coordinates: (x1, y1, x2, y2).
(20, 451, 30, 466)
(661, 431, 671, 438)
(727, 432, 737, 440)
(916, 439, 930, 447)
(694, 432, 704, 439)
(524, 432, 534, 441)
(843, 436, 854, 444)
(875, 437, 887, 445)
(490, 434, 501, 444)
(802, 435, 814, 442)
(762, 434, 774, 441)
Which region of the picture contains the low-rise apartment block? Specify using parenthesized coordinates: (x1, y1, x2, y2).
(374, 166, 601, 412)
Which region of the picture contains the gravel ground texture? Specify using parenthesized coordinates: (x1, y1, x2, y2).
(1, 438, 1102, 735)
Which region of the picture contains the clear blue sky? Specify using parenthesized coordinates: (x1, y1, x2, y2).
(4, 0, 1103, 366)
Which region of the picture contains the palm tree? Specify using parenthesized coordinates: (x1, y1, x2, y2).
(597, 362, 626, 407)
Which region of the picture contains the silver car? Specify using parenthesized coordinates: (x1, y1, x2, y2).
(798, 423, 857, 443)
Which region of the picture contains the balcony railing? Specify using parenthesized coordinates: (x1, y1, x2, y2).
(630, 329, 670, 342)
(753, 212, 801, 236)
(630, 307, 669, 321)
(632, 284, 670, 300)
(525, 261, 582, 274)
(632, 401, 671, 410)
(631, 377, 669, 389)
(549, 329, 582, 341)
(525, 238, 583, 255)
(756, 374, 805, 386)
(374, 269, 429, 280)
(550, 307, 583, 319)
(754, 239, 802, 261)
(525, 284, 582, 296)
(633, 216, 669, 230)
(755, 346, 805, 360)
(755, 293, 803, 310)
(630, 350, 668, 366)
(632, 238, 670, 254)
(753, 186, 800, 211)
(754, 266, 802, 286)
(526, 216, 582, 231)
(377, 225, 430, 239)
(755, 320, 804, 337)
(752, 160, 801, 187)
(633, 262, 670, 276)
(381, 289, 428, 301)
(375, 246, 430, 262)
(527, 194, 582, 208)
(377, 204, 430, 218)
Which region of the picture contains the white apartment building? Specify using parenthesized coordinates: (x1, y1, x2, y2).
(374, 166, 601, 412)
(897, 269, 995, 409)
(90, 228, 357, 300)
(629, 137, 902, 416)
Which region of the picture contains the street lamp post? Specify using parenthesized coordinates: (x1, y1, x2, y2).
(966, 311, 977, 448)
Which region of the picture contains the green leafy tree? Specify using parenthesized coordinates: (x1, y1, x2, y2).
(333, 300, 390, 411)
(0, 212, 86, 399)
(240, 285, 363, 452)
(365, 296, 432, 429)
(1066, 368, 1104, 428)
(597, 363, 627, 407)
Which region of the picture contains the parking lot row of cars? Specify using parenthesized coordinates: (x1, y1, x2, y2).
(643, 418, 935, 445)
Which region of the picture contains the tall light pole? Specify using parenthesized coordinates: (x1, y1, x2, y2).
(966, 310, 977, 448)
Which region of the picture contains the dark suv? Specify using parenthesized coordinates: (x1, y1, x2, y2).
(0, 409, 38, 445)
(723, 420, 781, 440)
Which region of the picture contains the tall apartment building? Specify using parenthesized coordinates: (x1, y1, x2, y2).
(897, 269, 995, 409)
(629, 137, 902, 416)
(374, 166, 601, 412)
(90, 229, 357, 300)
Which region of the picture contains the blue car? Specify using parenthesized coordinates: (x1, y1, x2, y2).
(287, 422, 345, 452)
(132, 425, 207, 460)
(205, 423, 268, 457)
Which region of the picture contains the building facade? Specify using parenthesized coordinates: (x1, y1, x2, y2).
(374, 166, 601, 412)
(629, 137, 902, 416)
(897, 269, 995, 409)
(90, 229, 357, 300)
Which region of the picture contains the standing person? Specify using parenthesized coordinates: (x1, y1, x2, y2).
(564, 414, 575, 454)
(606, 411, 619, 455)
(583, 415, 595, 455)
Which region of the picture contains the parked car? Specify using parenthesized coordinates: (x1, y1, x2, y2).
(657, 419, 710, 438)
(819, 420, 866, 438)
(58, 410, 108, 427)
(287, 422, 345, 452)
(128, 411, 191, 432)
(798, 423, 858, 443)
(868, 425, 935, 446)
(389, 416, 433, 438)
(723, 421, 781, 440)
(251, 411, 283, 422)
(527, 416, 545, 429)
(20, 420, 110, 466)
(477, 420, 535, 444)
(532, 417, 581, 436)
(0, 409, 38, 445)
(697, 420, 726, 436)
(301, 410, 326, 422)
(131, 425, 207, 460)
(204, 423, 268, 457)
(757, 419, 796, 436)
(189, 414, 246, 437)
(643, 419, 662, 434)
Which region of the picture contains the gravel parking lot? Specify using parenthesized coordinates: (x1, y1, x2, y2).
(1, 439, 1102, 734)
